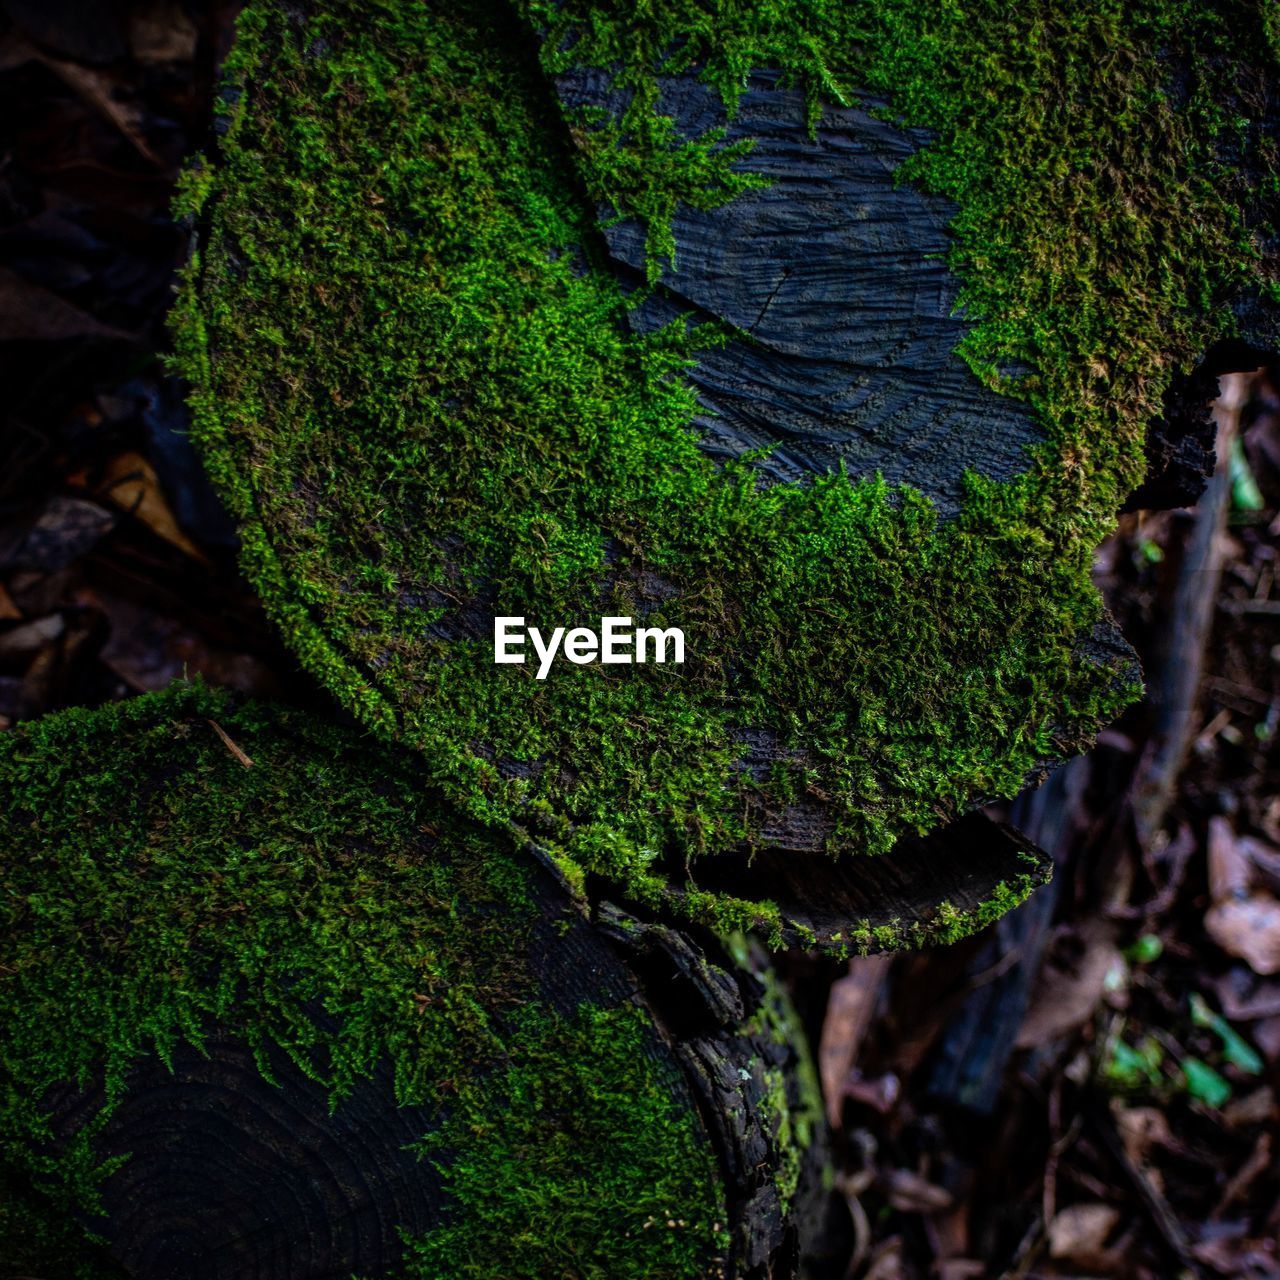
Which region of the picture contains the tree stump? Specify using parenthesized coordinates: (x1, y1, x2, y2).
(171, 0, 1280, 946)
(0, 684, 824, 1280)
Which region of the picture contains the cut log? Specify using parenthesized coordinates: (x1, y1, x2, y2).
(550, 67, 1040, 513)
(0, 685, 823, 1280)
(172, 0, 1280, 947)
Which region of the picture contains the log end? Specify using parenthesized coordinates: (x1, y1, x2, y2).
(0, 686, 823, 1279)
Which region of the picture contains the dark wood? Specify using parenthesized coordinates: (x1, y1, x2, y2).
(0, 694, 825, 1280)
(1123, 362, 1219, 513)
(925, 757, 1091, 1113)
(543, 60, 1149, 946)
(659, 812, 1051, 953)
(554, 57, 1280, 526)
(556, 68, 1040, 514)
(596, 907, 829, 1273)
(13, 843, 822, 1280)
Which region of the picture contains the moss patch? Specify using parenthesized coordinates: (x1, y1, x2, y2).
(171, 0, 1272, 932)
(0, 684, 725, 1279)
(724, 934, 824, 1215)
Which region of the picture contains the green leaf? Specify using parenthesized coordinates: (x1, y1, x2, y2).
(1230, 437, 1266, 513)
(1104, 1035, 1163, 1089)
(1181, 1056, 1232, 1108)
(1127, 933, 1163, 964)
(1189, 994, 1263, 1075)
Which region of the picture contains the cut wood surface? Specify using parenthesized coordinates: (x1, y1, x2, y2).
(0, 686, 823, 1280)
(554, 68, 1040, 512)
(172, 0, 1280, 947)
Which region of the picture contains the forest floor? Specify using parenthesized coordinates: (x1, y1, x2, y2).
(0, 3, 1277, 1277)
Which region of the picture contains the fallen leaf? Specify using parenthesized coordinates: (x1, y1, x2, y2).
(924, 1198, 973, 1277)
(1222, 1087, 1275, 1128)
(0, 613, 64, 662)
(92, 590, 277, 697)
(1191, 1222, 1276, 1276)
(936, 1263, 983, 1280)
(884, 1169, 952, 1214)
(1209, 816, 1254, 901)
(1048, 1202, 1121, 1262)
(5, 497, 115, 572)
(863, 1237, 906, 1280)
(0, 267, 129, 343)
(1113, 1105, 1172, 1170)
(1017, 925, 1125, 1047)
(129, 0, 198, 63)
(1215, 971, 1280, 1021)
(843, 1073, 899, 1115)
(41, 54, 161, 165)
(1212, 1132, 1271, 1218)
(87, 451, 208, 563)
(817, 954, 891, 1128)
(1237, 836, 1280, 892)
(1251, 1015, 1280, 1063)
(1205, 895, 1280, 975)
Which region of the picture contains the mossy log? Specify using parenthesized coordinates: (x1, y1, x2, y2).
(0, 685, 823, 1280)
(171, 0, 1280, 946)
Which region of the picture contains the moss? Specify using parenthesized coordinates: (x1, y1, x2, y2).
(403, 1003, 733, 1277)
(170, 0, 1271, 934)
(794, 867, 1044, 958)
(0, 684, 725, 1279)
(0, 1170, 122, 1280)
(724, 933, 823, 1214)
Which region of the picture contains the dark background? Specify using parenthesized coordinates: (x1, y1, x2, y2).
(1, 3, 1278, 1276)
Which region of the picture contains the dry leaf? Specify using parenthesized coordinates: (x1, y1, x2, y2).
(8, 497, 115, 572)
(1209, 816, 1254, 901)
(41, 55, 161, 164)
(863, 1237, 907, 1280)
(818, 954, 891, 1127)
(1048, 1202, 1120, 1261)
(91, 452, 208, 563)
(1237, 836, 1280, 892)
(1251, 1015, 1280, 1063)
(129, 0, 198, 63)
(0, 613, 64, 661)
(1215, 972, 1280, 1021)
(884, 1169, 953, 1214)
(1017, 925, 1125, 1047)
(1222, 1087, 1275, 1128)
(844, 1073, 899, 1115)
(1114, 1105, 1172, 1171)
(94, 591, 275, 697)
(1205, 895, 1280, 976)
(0, 267, 129, 343)
(935, 1262, 984, 1280)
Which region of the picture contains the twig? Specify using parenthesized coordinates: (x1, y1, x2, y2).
(207, 719, 254, 768)
(1132, 370, 1262, 849)
(1086, 1098, 1206, 1279)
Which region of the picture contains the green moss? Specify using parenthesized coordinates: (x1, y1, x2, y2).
(403, 1003, 733, 1277)
(725, 936, 823, 1214)
(0, 684, 724, 1279)
(170, 0, 1270, 934)
(0, 1171, 122, 1280)
(793, 867, 1044, 958)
